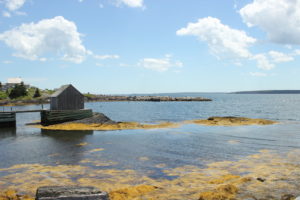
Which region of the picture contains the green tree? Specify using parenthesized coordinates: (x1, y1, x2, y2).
(0, 82, 2, 89)
(33, 88, 41, 98)
(0, 91, 7, 100)
(9, 82, 28, 99)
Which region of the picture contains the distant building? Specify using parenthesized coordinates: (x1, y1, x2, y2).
(7, 77, 22, 84)
(1, 77, 29, 91)
(50, 84, 84, 110)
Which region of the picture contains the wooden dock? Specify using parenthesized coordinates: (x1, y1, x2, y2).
(0, 112, 16, 128)
(1, 110, 44, 113)
(0, 85, 93, 128)
(0, 109, 93, 128)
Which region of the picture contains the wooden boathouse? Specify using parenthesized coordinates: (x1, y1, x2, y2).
(50, 84, 84, 110)
(0, 84, 93, 127)
(41, 84, 92, 125)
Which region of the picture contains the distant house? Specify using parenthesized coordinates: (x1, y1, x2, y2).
(7, 77, 22, 84)
(1, 77, 29, 91)
(50, 84, 84, 110)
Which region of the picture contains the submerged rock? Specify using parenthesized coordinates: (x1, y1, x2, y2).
(190, 116, 276, 126)
(0, 190, 34, 200)
(109, 185, 158, 200)
(257, 177, 266, 182)
(281, 194, 295, 200)
(198, 184, 239, 200)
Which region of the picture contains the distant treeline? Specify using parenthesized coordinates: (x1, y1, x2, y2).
(232, 90, 300, 94)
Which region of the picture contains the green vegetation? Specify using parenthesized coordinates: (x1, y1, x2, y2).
(8, 82, 28, 99)
(0, 91, 8, 100)
(0, 83, 98, 106)
(84, 92, 97, 99)
(0, 83, 53, 103)
(33, 88, 41, 98)
(43, 89, 55, 95)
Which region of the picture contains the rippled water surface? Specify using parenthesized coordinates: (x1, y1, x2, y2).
(1, 93, 300, 198)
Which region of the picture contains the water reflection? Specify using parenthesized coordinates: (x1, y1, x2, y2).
(0, 128, 16, 139)
(41, 129, 94, 138)
(40, 129, 94, 165)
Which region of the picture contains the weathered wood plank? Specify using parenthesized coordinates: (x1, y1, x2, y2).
(51, 85, 84, 110)
(0, 112, 16, 128)
(0, 110, 44, 113)
(41, 109, 93, 126)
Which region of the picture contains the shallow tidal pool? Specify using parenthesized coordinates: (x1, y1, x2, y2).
(1, 94, 300, 199)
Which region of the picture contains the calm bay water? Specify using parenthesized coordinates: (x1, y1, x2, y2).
(1, 93, 300, 176)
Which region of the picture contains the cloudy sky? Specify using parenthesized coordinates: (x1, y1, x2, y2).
(0, 0, 300, 93)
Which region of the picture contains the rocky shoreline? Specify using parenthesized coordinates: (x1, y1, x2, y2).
(0, 95, 212, 106)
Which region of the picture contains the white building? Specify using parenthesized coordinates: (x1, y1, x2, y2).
(1, 77, 29, 91)
(7, 77, 22, 84)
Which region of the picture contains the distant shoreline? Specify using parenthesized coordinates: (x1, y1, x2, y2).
(0, 95, 212, 107)
(231, 90, 300, 94)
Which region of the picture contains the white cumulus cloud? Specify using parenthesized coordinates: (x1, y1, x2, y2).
(293, 49, 300, 56)
(252, 54, 274, 70)
(176, 17, 299, 71)
(177, 17, 256, 59)
(139, 55, 183, 72)
(116, 0, 144, 8)
(268, 51, 294, 63)
(94, 54, 120, 60)
(4, 0, 26, 11)
(240, 0, 300, 45)
(0, 16, 89, 63)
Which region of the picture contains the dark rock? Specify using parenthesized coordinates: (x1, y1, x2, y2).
(281, 194, 295, 200)
(256, 177, 266, 182)
(36, 186, 109, 200)
(64, 113, 116, 125)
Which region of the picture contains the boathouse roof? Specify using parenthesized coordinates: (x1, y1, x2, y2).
(51, 84, 83, 97)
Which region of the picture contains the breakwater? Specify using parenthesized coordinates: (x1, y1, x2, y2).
(86, 95, 212, 102)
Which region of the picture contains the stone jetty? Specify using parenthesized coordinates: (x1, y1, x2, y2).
(86, 95, 212, 102)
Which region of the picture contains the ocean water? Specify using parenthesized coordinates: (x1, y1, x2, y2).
(1, 93, 300, 198)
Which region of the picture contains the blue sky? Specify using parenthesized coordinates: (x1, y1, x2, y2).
(0, 0, 300, 94)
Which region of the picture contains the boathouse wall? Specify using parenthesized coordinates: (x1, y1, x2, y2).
(50, 85, 84, 110)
